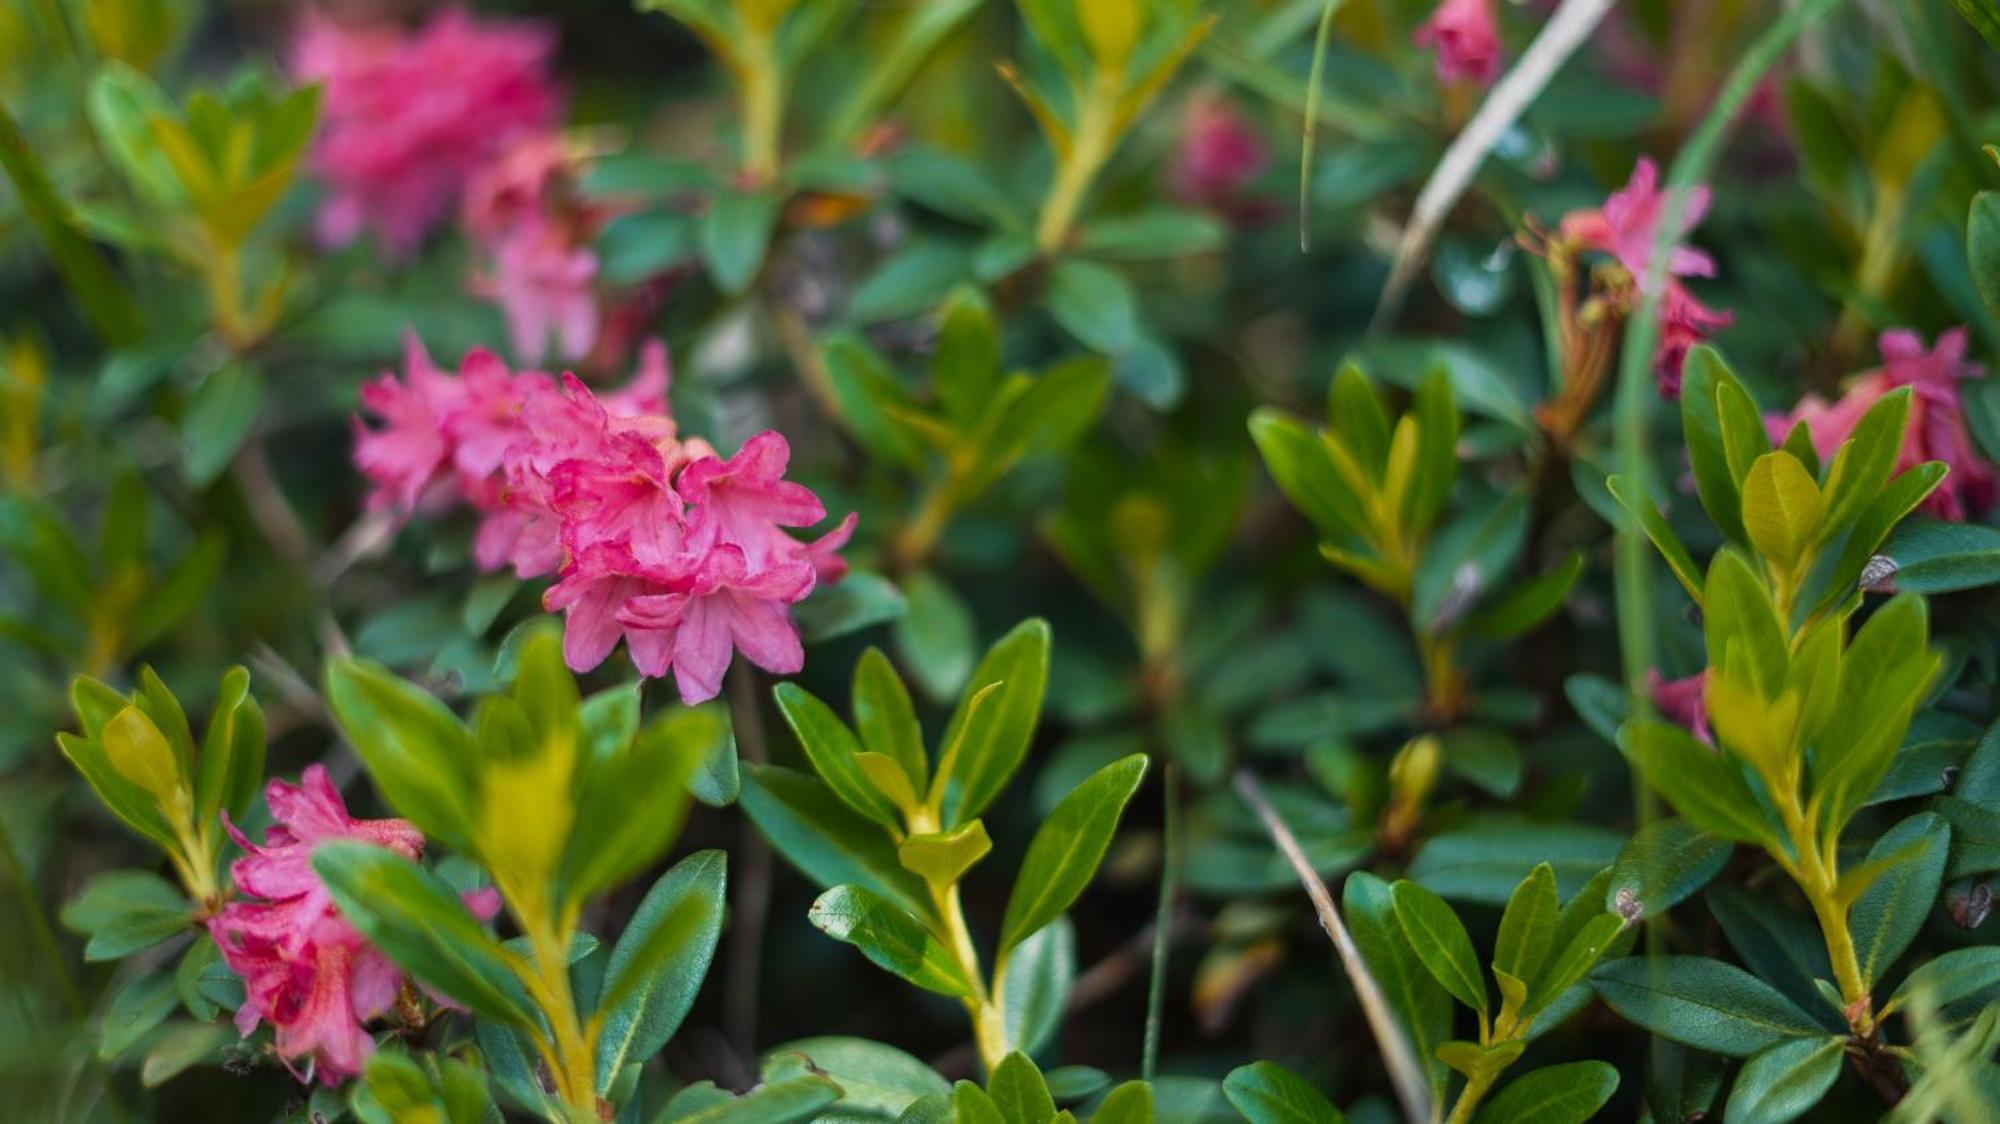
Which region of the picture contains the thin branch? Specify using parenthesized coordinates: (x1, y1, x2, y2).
(1369, 0, 1619, 333)
(724, 664, 774, 1073)
(1233, 769, 1432, 1124)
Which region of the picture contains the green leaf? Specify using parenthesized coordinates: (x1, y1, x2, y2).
(0, 100, 143, 344)
(762, 1037, 948, 1118)
(1971, 191, 2000, 326)
(1703, 550, 1788, 697)
(1819, 387, 1911, 537)
(1707, 885, 1837, 1026)
(1849, 812, 1949, 987)
(311, 841, 537, 1028)
(893, 572, 976, 703)
(323, 658, 477, 847)
(1467, 552, 1584, 640)
(1493, 863, 1559, 986)
(941, 619, 1053, 827)
(898, 821, 992, 887)
(596, 850, 728, 1090)
(1407, 822, 1623, 907)
(193, 666, 265, 825)
(933, 287, 1001, 426)
(100, 973, 177, 1058)
(1526, 913, 1625, 1020)
(179, 363, 264, 487)
(1620, 720, 1772, 846)
(741, 764, 934, 921)
(853, 647, 928, 796)
(809, 884, 975, 998)
(1044, 260, 1137, 355)
(1222, 1060, 1345, 1123)
(1002, 918, 1074, 1059)
(1680, 348, 1748, 545)
(998, 754, 1147, 953)
(140, 1022, 227, 1087)
(1882, 519, 2000, 593)
(1089, 1080, 1155, 1124)
(990, 1053, 1057, 1124)
(1608, 819, 1731, 921)
(1888, 947, 2000, 1014)
(1079, 209, 1225, 260)
(701, 188, 780, 294)
(775, 683, 902, 831)
(1472, 1061, 1618, 1124)
(1724, 1036, 1844, 1124)
(658, 1075, 845, 1123)
(1590, 956, 1822, 1057)
(1249, 408, 1366, 541)
(1741, 452, 1824, 570)
(561, 704, 715, 904)
(1345, 871, 1450, 1095)
(1390, 880, 1486, 1016)
(1815, 596, 1939, 831)
(60, 870, 190, 961)
(955, 1081, 1007, 1124)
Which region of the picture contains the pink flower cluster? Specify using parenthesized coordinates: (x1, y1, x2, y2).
(293, 8, 562, 257)
(1415, 0, 1502, 88)
(1560, 158, 1732, 399)
(464, 134, 606, 364)
(354, 340, 853, 702)
(208, 766, 496, 1085)
(1768, 328, 1998, 522)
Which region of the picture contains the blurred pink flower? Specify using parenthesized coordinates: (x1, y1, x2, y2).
(480, 220, 601, 363)
(1646, 669, 1711, 745)
(208, 765, 474, 1086)
(463, 133, 609, 364)
(294, 8, 561, 257)
(1768, 328, 1997, 521)
(353, 342, 848, 702)
(1655, 283, 1733, 401)
(1169, 93, 1268, 214)
(1560, 158, 1716, 292)
(1414, 0, 1501, 87)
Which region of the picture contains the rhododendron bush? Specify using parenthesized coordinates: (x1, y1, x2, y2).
(17, 0, 2000, 1122)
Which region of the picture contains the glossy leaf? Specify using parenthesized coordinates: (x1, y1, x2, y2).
(595, 850, 728, 1090)
(1391, 880, 1486, 1017)
(809, 884, 975, 998)
(1222, 1060, 1345, 1124)
(1590, 956, 1821, 1057)
(998, 753, 1147, 953)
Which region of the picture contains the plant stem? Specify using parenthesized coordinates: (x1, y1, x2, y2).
(1141, 762, 1180, 1082)
(889, 476, 956, 575)
(1444, 1071, 1498, 1124)
(527, 918, 598, 1119)
(1771, 781, 1872, 1034)
(737, 28, 784, 188)
(931, 880, 1007, 1074)
(1416, 630, 1468, 725)
(0, 812, 83, 1019)
(1033, 69, 1120, 255)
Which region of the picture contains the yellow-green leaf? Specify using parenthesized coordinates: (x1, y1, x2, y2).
(1741, 452, 1824, 570)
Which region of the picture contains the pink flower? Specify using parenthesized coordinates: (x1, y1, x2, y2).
(481, 221, 601, 364)
(1169, 93, 1268, 214)
(1414, 0, 1502, 87)
(1655, 282, 1733, 401)
(351, 341, 851, 702)
(1560, 158, 1716, 292)
(1646, 669, 1711, 745)
(294, 8, 561, 257)
(1557, 158, 1731, 398)
(207, 766, 450, 1086)
(1768, 328, 1998, 521)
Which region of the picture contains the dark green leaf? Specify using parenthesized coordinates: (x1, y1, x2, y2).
(1473, 1061, 1617, 1124)
(1222, 1060, 1345, 1123)
(1850, 812, 1949, 987)
(596, 851, 728, 1091)
(1608, 819, 1731, 921)
(998, 754, 1147, 953)
(1725, 1036, 1844, 1124)
(179, 364, 263, 487)
(1590, 956, 1821, 1057)
(941, 619, 1052, 827)
(809, 884, 975, 998)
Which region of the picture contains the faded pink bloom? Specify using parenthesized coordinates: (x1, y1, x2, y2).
(1169, 92, 1268, 214)
(1560, 158, 1716, 292)
(208, 766, 478, 1086)
(481, 221, 601, 363)
(1557, 158, 1731, 398)
(1414, 0, 1502, 87)
(352, 342, 850, 702)
(1768, 328, 1998, 521)
(1655, 282, 1733, 401)
(294, 8, 561, 257)
(1646, 669, 1711, 745)
(463, 133, 609, 364)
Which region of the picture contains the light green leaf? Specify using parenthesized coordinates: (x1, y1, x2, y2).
(1391, 880, 1486, 1017)
(998, 754, 1147, 953)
